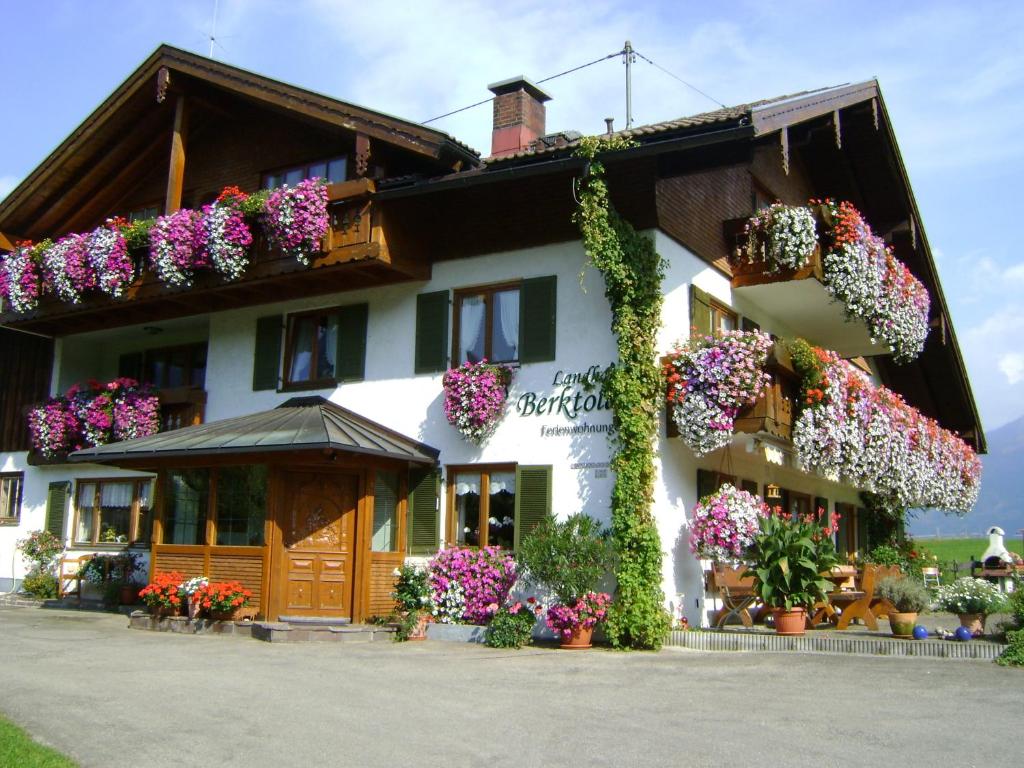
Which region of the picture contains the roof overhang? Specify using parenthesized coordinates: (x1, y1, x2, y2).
(69, 396, 439, 466)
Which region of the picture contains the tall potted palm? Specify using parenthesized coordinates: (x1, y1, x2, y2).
(745, 507, 841, 635)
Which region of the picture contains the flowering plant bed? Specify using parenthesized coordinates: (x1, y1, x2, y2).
(934, 577, 1005, 616)
(427, 546, 517, 625)
(138, 571, 186, 613)
(191, 580, 253, 616)
(27, 378, 160, 457)
(663, 330, 773, 456)
(442, 360, 514, 444)
(546, 591, 611, 641)
(816, 199, 930, 362)
(790, 339, 981, 512)
(689, 483, 767, 561)
(742, 202, 817, 271)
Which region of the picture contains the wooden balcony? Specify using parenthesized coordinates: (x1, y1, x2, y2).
(664, 343, 799, 444)
(0, 179, 428, 337)
(724, 218, 887, 359)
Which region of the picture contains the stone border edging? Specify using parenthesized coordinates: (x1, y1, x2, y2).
(666, 629, 1003, 661)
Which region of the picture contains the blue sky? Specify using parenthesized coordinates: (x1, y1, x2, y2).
(1, 0, 1021, 435)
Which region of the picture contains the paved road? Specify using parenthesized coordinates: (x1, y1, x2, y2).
(0, 607, 1018, 768)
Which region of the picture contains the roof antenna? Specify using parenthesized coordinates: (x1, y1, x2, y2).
(622, 40, 636, 128)
(208, 0, 220, 59)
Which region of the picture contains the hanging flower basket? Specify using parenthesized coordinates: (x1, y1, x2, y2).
(261, 178, 329, 265)
(442, 360, 513, 444)
(86, 221, 134, 298)
(149, 207, 205, 287)
(689, 483, 767, 562)
(742, 202, 817, 271)
(41, 233, 96, 304)
(198, 186, 254, 281)
(0, 243, 43, 313)
(663, 330, 773, 456)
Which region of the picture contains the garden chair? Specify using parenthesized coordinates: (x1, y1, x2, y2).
(868, 565, 902, 620)
(710, 564, 758, 629)
(922, 566, 940, 588)
(829, 564, 880, 631)
(57, 553, 91, 604)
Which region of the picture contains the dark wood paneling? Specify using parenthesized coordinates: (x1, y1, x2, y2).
(0, 329, 53, 451)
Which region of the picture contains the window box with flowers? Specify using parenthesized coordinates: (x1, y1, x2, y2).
(442, 360, 513, 444)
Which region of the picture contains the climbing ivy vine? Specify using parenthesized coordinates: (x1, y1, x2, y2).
(572, 136, 671, 649)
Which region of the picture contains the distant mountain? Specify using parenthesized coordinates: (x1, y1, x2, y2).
(909, 415, 1024, 539)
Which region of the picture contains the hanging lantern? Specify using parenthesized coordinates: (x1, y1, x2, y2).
(765, 483, 782, 501)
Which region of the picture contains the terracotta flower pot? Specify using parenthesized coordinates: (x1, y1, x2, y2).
(150, 603, 178, 617)
(559, 625, 594, 649)
(888, 611, 918, 638)
(209, 609, 236, 621)
(774, 607, 806, 636)
(407, 613, 429, 641)
(958, 613, 985, 637)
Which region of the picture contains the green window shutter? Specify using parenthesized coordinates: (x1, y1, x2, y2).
(118, 352, 144, 382)
(741, 316, 761, 333)
(519, 276, 557, 363)
(696, 469, 717, 501)
(690, 285, 713, 337)
(335, 303, 368, 381)
(741, 479, 759, 497)
(814, 496, 829, 516)
(414, 291, 449, 374)
(407, 467, 440, 555)
(253, 315, 283, 391)
(513, 465, 552, 550)
(45, 481, 70, 542)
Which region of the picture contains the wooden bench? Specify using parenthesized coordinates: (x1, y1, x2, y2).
(710, 564, 759, 628)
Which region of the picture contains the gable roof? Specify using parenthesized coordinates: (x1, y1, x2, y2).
(0, 44, 479, 236)
(69, 396, 440, 465)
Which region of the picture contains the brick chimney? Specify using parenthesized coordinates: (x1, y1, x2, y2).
(488, 76, 552, 158)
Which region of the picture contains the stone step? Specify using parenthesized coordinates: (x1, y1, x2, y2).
(278, 615, 353, 626)
(250, 622, 394, 643)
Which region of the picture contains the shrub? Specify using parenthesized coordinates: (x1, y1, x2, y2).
(516, 514, 613, 604)
(935, 577, 1006, 615)
(21, 571, 58, 599)
(996, 629, 1024, 668)
(876, 576, 931, 613)
(17, 530, 62, 574)
(392, 564, 431, 615)
(486, 599, 541, 649)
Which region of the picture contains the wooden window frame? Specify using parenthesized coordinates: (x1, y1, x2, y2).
(709, 298, 738, 334)
(261, 155, 347, 190)
(158, 466, 269, 549)
(72, 477, 153, 548)
(445, 463, 517, 549)
(0, 472, 24, 524)
(143, 342, 208, 390)
(282, 307, 339, 390)
(452, 281, 522, 366)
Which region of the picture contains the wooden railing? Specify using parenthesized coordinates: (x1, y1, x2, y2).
(724, 217, 825, 289)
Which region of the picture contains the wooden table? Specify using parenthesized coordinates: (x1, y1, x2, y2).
(807, 566, 859, 627)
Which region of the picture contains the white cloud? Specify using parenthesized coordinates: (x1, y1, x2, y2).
(1005, 263, 1024, 283)
(0, 174, 18, 201)
(998, 353, 1024, 385)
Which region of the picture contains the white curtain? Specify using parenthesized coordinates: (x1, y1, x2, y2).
(100, 482, 133, 508)
(459, 297, 485, 362)
(455, 474, 481, 496)
(489, 472, 516, 495)
(289, 319, 314, 381)
(496, 290, 519, 358)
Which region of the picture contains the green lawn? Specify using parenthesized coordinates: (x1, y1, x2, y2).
(0, 715, 76, 768)
(918, 537, 1023, 565)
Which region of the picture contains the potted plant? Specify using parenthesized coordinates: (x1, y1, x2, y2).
(138, 571, 185, 616)
(935, 577, 1006, 637)
(485, 598, 543, 649)
(875, 576, 931, 638)
(180, 576, 210, 620)
(517, 514, 615, 648)
(688, 483, 767, 562)
(745, 507, 841, 636)
(192, 581, 253, 620)
(392, 564, 433, 641)
(16, 530, 62, 599)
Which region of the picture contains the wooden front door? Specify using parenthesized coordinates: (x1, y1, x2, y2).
(277, 471, 358, 619)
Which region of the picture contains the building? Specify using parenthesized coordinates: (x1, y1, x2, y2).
(0, 46, 983, 626)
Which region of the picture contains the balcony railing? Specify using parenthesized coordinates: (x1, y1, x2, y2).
(1, 179, 424, 336)
(733, 344, 798, 441)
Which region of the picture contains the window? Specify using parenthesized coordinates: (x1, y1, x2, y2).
(445, 464, 551, 551)
(127, 205, 159, 222)
(144, 343, 207, 389)
(163, 467, 268, 547)
(0, 473, 23, 523)
(73, 479, 153, 545)
(372, 470, 400, 552)
(263, 157, 347, 189)
(710, 299, 738, 334)
(454, 283, 520, 365)
(282, 304, 367, 388)
(690, 286, 736, 337)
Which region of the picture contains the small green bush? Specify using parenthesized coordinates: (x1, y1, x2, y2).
(486, 602, 539, 649)
(516, 514, 614, 603)
(996, 629, 1024, 668)
(876, 576, 931, 613)
(1007, 579, 1024, 628)
(21, 571, 58, 599)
